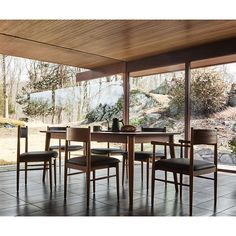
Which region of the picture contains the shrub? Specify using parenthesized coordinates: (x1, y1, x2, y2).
(229, 137, 236, 155)
(168, 69, 228, 117)
(191, 70, 228, 116)
(85, 103, 122, 123)
(0, 117, 25, 127)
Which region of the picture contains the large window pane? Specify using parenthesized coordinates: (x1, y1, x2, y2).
(190, 64, 236, 171)
(129, 71, 185, 141)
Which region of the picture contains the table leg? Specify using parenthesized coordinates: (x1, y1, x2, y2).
(43, 132, 51, 182)
(128, 135, 135, 209)
(45, 132, 51, 151)
(169, 135, 178, 192)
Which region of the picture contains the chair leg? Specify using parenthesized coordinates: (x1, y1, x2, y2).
(49, 160, 52, 192)
(93, 170, 96, 193)
(58, 139, 62, 176)
(116, 164, 120, 202)
(107, 168, 110, 184)
(214, 171, 217, 209)
(141, 161, 144, 183)
(146, 159, 149, 190)
(86, 171, 90, 208)
(16, 162, 20, 193)
(122, 156, 125, 186)
(64, 164, 68, 199)
(180, 174, 183, 199)
(42, 161, 47, 183)
(25, 162, 27, 185)
(125, 159, 128, 179)
(54, 159, 57, 186)
(189, 174, 193, 216)
(151, 168, 156, 207)
(58, 149, 61, 177)
(165, 171, 167, 186)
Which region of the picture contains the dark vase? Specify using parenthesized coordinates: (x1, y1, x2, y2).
(111, 118, 120, 132)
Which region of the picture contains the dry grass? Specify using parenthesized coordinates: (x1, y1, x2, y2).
(213, 106, 236, 120)
(0, 125, 47, 163)
(0, 117, 25, 127)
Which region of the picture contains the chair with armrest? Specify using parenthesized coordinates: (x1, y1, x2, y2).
(16, 126, 58, 193)
(122, 127, 167, 189)
(151, 128, 218, 216)
(64, 127, 120, 207)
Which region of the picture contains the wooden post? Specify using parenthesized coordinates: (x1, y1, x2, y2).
(184, 61, 191, 153)
(123, 64, 129, 125)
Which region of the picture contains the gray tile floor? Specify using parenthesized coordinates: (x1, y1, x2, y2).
(0, 164, 236, 216)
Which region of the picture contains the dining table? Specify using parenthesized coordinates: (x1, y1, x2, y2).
(41, 129, 179, 209)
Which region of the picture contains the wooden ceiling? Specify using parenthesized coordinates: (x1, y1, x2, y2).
(1, 20, 236, 70)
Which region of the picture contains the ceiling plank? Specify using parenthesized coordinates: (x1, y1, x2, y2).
(0, 32, 120, 68)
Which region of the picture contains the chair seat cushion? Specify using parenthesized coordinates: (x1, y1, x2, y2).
(50, 145, 83, 152)
(62, 145, 83, 152)
(155, 158, 216, 172)
(91, 148, 124, 155)
(67, 155, 120, 167)
(123, 151, 165, 161)
(20, 151, 58, 162)
(49, 145, 62, 150)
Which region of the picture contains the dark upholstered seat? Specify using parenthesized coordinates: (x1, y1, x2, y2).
(50, 144, 83, 152)
(155, 158, 215, 172)
(123, 151, 166, 161)
(91, 147, 124, 155)
(67, 155, 120, 167)
(20, 151, 58, 162)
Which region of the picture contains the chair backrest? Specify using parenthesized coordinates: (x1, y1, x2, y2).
(65, 127, 91, 168)
(191, 128, 217, 145)
(190, 128, 218, 165)
(141, 127, 166, 132)
(17, 126, 28, 158)
(47, 126, 66, 131)
(66, 127, 91, 142)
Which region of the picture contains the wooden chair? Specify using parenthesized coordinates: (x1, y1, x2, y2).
(122, 127, 167, 189)
(48, 126, 83, 175)
(151, 128, 218, 216)
(16, 126, 58, 193)
(64, 127, 120, 207)
(91, 127, 125, 183)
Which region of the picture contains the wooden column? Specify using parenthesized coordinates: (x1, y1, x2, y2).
(184, 61, 191, 143)
(123, 66, 130, 125)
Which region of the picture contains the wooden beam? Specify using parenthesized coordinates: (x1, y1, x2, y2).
(130, 54, 236, 77)
(183, 61, 191, 158)
(185, 62, 191, 143)
(127, 37, 236, 73)
(76, 62, 126, 81)
(123, 67, 129, 125)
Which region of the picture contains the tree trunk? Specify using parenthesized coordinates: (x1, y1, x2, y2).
(2, 55, 9, 118)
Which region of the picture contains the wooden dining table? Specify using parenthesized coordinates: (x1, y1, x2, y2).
(42, 129, 179, 209)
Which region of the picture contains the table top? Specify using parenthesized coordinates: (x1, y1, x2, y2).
(40, 129, 179, 135)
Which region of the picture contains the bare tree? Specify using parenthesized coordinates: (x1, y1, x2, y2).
(1, 55, 9, 118)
